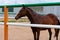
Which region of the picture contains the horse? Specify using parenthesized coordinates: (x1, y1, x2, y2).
(15, 6, 59, 40)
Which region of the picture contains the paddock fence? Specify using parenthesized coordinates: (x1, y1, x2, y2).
(0, 1, 60, 40)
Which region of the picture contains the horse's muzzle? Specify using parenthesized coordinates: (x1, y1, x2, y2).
(15, 17, 18, 20)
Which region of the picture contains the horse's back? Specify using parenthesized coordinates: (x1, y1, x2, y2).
(46, 14, 58, 20)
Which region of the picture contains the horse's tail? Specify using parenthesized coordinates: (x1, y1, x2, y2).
(54, 19, 60, 37)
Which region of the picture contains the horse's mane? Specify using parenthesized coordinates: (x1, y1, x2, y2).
(27, 7, 33, 12)
(27, 7, 40, 15)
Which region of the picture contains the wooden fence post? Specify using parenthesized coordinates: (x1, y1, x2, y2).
(4, 6, 8, 40)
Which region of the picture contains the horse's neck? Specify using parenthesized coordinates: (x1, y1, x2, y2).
(26, 11, 35, 23)
(26, 8, 41, 23)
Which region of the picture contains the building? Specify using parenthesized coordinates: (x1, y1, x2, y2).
(0, 6, 60, 18)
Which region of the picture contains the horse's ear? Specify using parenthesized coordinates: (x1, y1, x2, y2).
(22, 5, 25, 9)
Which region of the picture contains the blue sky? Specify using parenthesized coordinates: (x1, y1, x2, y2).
(0, 0, 60, 5)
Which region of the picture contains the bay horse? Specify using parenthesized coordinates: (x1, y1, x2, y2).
(15, 6, 59, 40)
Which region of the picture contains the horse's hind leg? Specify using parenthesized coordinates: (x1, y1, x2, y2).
(54, 29, 59, 40)
(48, 29, 52, 40)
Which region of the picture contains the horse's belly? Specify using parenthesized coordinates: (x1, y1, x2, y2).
(37, 27, 48, 30)
(31, 27, 48, 31)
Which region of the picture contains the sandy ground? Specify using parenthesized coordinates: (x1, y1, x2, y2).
(0, 25, 60, 40)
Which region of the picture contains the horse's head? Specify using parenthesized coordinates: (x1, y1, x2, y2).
(15, 5, 28, 20)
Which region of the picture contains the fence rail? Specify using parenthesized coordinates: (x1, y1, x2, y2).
(0, 2, 60, 8)
(0, 22, 60, 29)
(7, 22, 60, 29)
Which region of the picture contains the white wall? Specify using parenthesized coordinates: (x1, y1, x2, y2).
(14, 6, 43, 14)
(14, 7, 22, 13)
(54, 6, 60, 17)
(0, 8, 2, 12)
(43, 6, 55, 14)
(0, 6, 60, 17)
(43, 6, 60, 17)
(13, 6, 60, 17)
(29, 6, 43, 14)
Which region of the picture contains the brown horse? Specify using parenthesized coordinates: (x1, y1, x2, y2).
(15, 6, 59, 40)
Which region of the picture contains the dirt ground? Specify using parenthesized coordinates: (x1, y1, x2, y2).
(0, 25, 60, 40)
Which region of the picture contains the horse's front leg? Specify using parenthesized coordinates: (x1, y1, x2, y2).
(48, 29, 52, 40)
(31, 27, 36, 40)
(37, 30, 40, 40)
(54, 29, 59, 40)
(33, 31, 36, 40)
